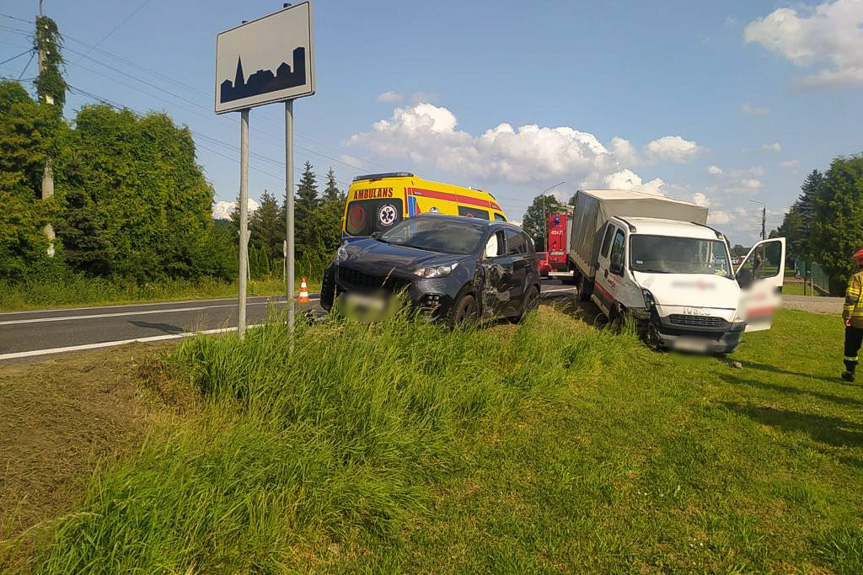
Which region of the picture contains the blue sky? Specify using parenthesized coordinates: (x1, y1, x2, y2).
(1, 0, 861, 244)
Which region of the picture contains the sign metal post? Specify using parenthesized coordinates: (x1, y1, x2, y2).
(215, 2, 315, 344)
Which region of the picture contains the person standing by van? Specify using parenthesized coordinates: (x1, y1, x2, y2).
(841, 249, 863, 382)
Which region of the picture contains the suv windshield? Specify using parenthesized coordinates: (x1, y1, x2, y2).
(630, 235, 732, 278)
(379, 218, 485, 255)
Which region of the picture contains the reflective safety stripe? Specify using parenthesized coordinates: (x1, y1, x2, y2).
(845, 356, 859, 362)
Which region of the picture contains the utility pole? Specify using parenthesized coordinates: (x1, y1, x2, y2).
(38, 0, 55, 256)
(542, 195, 546, 252)
(749, 199, 767, 241)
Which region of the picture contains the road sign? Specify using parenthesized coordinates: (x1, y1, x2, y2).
(215, 2, 315, 114)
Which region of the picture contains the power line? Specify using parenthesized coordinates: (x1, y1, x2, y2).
(58, 32, 388, 174)
(83, 0, 154, 56)
(0, 47, 32, 67)
(0, 12, 33, 24)
(16, 50, 35, 81)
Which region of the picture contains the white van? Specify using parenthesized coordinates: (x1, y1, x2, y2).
(592, 216, 785, 353)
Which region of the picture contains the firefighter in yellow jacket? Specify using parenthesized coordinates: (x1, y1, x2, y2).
(841, 249, 863, 382)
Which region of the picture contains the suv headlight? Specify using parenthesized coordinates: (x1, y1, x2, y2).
(336, 245, 349, 262)
(415, 262, 459, 278)
(642, 289, 656, 309)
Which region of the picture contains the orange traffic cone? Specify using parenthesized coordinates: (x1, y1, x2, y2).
(297, 277, 311, 303)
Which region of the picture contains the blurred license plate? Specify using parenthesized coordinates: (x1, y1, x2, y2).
(339, 291, 396, 322)
(674, 338, 708, 353)
(344, 292, 386, 312)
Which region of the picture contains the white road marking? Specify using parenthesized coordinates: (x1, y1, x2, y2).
(0, 295, 280, 316)
(0, 324, 266, 361)
(0, 297, 317, 326)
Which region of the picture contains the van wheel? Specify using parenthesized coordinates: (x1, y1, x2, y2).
(577, 274, 592, 302)
(450, 293, 478, 327)
(512, 285, 540, 324)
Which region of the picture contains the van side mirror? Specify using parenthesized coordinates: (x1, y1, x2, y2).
(610, 262, 624, 276)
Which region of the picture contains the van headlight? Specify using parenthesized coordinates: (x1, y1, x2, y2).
(415, 262, 459, 278)
(642, 289, 656, 309)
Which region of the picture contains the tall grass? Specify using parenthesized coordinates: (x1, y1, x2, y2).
(34, 309, 633, 574)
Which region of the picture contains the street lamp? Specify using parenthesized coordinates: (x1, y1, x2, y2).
(748, 199, 766, 241)
(540, 181, 566, 251)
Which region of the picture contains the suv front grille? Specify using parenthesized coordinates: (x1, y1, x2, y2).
(669, 314, 729, 329)
(337, 266, 411, 293)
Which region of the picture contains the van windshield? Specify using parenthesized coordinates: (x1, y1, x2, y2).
(345, 199, 403, 236)
(630, 235, 732, 278)
(379, 218, 485, 255)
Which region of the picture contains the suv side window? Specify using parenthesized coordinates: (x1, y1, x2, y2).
(610, 229, 626, 267)
(521, 232, 535, 254)
(600, 224, 616, 258)
(505, 229, 527, 255)
(485, 230, 506, 258)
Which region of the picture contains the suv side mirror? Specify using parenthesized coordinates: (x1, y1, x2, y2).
(610, 262, 624, 276)
(370, 231, 382, 239)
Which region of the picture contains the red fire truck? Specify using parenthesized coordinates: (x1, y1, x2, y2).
(547, 211, 572, 272)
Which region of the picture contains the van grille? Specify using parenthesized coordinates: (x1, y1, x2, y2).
(669, 314, 729, 329)
(337, 266, 411, 293)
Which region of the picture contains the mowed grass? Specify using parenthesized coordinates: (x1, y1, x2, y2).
(21, 305, 863, 574)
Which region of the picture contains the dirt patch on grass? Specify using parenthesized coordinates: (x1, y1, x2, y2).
(0, 343, 178, 544)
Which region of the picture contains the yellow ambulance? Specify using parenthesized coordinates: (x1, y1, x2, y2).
(342, 172, 507, 242)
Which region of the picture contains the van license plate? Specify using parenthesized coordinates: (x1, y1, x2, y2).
(674, 338, 708, 353)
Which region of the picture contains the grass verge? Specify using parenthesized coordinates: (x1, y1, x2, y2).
(11, 306, 863, 574)
(0, 276, 320, 311)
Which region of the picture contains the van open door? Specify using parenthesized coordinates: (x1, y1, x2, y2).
(736, 238, 786, 332)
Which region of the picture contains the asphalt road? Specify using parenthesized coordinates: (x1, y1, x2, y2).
(0, 295, 315, 361)
(0, 279, 579, 361)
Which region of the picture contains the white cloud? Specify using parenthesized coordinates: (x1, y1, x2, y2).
(780, 159, 800, 169)
(741, 102, 770, 116)
(744, 0, 863, 87)
(725, 178, 764, 194)
(692, 192, 710, 207)
(376, 91, 403, 103)
(729, 166, 765, 177)
(706, 165, 724, 175)
(708, 211, 731, 225)
(743, 142, 782, 153)
(212, 198, 260, 220)
(644, 135, 703, 164)
(603, 169, 665, 196)
(348, 103, 701, 188)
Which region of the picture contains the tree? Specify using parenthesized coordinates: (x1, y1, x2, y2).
(250, 190, 283, 272)
(55, 105, 223, 281)
(522, 194, 562, 251)
(294, 161, 320, 261)
(809, 155, 863, 293)
(323, 168, 343, 202)
(0, 81, 56, 280)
